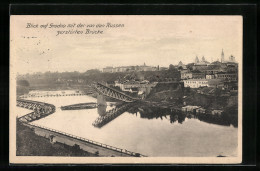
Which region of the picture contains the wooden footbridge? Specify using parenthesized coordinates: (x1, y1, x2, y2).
(92, 82, 138, 103)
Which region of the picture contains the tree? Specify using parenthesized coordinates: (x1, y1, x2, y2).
(186, 63, 194, 71)
(178, 66, 183, 70)
(17, 80, 30, 87)
(169, 64, 176, 71)
(84, 69, 101, 75)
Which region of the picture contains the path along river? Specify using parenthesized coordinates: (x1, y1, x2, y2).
(16, 91, 237, 157)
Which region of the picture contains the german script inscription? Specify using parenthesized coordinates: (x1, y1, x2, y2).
(10, 15, 242, 164)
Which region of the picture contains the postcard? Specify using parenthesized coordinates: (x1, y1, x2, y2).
(10, 15, 242, 164)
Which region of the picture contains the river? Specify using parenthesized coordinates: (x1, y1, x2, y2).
(16, 91, 238, 157)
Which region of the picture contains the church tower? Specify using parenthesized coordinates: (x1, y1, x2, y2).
(202, 56, 205, 62)
(195, 56, 199, 63)
(221, 49, 225, 63)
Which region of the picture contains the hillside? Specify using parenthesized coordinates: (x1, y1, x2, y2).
(146, 82, 184, 103)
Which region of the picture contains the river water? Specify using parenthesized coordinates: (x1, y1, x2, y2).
(16, 91, 238, 157)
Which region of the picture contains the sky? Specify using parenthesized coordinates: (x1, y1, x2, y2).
(10, 15, 242, 75)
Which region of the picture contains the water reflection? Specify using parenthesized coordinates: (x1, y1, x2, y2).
(25, 94, 237, 157)
(127, 104, 238, 127)
(127, 106, 186, 124)
(97, 105, 107, 116)
(96, 103, 238, 128)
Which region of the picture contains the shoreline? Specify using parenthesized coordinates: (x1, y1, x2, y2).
(16, 121, 97, 157)
(16, 97, 146, 157)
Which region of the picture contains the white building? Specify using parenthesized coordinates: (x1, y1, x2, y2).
(183, 79, 208, 88)
(206, 74, 215, 79)
(182, 105, 201, 112)
(212, 110, 223, 115)
(102, 66, 113, 73)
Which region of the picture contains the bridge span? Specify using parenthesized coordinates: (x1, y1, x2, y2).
(92, 82, 138, 103)
(17, 99, 56, 123)
(93, 103, 134, 128)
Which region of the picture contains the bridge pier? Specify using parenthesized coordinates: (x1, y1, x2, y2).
(97, 94, 107, 106)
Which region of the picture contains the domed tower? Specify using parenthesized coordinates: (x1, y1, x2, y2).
(178, 61, 183, 66)
(202, 56, 206, 62)
(229, 55, 235, 62)
(195, 56, 199, 64)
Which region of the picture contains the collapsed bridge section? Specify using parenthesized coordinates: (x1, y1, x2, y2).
(92, 82, 138, 103)
(92, 103, 133, 128)
(17, 99, 56, 123)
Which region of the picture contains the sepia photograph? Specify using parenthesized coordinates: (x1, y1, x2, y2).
(10, 15, 242, 164)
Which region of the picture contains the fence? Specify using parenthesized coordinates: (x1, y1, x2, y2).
(17, 99, 147, 157)
(25, 122, 147, 157)
(20, 93, 87, 98)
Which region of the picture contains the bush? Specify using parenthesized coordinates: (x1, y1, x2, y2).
(95, 151, 99, 156)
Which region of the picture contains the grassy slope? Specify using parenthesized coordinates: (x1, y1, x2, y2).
(16, 122, 96, 156)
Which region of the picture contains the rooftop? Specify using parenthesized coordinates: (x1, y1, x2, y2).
(216, 72, 237, 75)
(183, 79, 208, 81)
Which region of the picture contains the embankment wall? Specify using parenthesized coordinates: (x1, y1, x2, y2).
(26, 123, 137, 157)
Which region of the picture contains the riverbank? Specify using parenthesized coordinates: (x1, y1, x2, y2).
(146, 85, 237, 111)
(16, 121, 97, 156)
(15, 92, 237, 157)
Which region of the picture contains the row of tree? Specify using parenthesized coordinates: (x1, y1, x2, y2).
(17, 67, 181, 87)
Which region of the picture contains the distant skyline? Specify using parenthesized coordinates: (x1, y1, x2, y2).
(11, 15, 242, 75)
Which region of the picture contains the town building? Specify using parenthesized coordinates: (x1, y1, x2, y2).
(182, 105, 201, 113)
(180, 70, 192, 79)
(182, 105, 205, 114)
(184, 78, 224, 89)
(183, 79, 208, 88)
(206, 74, 215, 79)
(191, 71, 205, 79)
(212, 110, 223, 116)
(204, 64, 225, 75)
(116, 80, 141, 91)
(207, 79, 224, 88)
(204, 69, 223, 75)
(102, 63, 157, 73)
(112, 67, 120, 72)
(215, 72, 238, 81)
(226, 65, 238, 72)
(192, 65, 208, 71)
(114, 80, 157, 94)
(181, 70, 205, 80)
(159, 67, 168, 71)
(118, 66, 130, 72)
(141, 66, 157, 71)
(102, 66, 113, 73)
